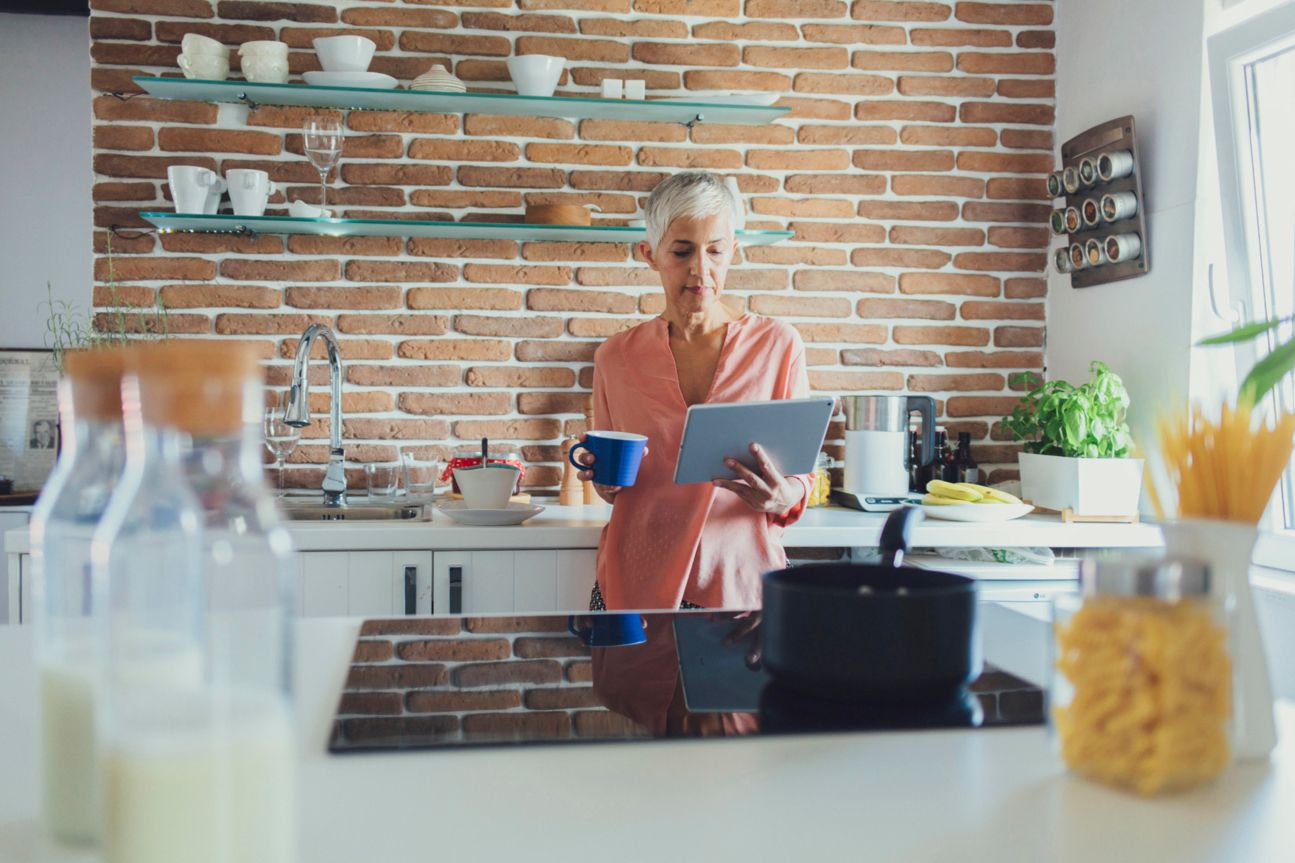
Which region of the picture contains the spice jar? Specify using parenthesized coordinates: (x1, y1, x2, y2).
(1051, 556, 1232, 796)
(808, 451, 831, 507)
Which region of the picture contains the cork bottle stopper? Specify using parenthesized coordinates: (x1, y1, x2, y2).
(134, 340, 264, 436)
(62, 345, 138, 421)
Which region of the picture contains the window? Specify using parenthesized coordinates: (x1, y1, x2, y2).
(1209, 2, 1295, 557)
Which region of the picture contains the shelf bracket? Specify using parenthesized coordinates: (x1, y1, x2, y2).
(107, 90, 144, 102)
(686, 113, 705, 129)
(235, 91, 260, 111)
(108, 224, 158, 240)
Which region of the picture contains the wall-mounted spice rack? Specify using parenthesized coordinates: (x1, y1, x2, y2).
(1048, 115, 1150, 288)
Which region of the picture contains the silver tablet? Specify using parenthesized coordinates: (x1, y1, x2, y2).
(672, 397, 836, 485)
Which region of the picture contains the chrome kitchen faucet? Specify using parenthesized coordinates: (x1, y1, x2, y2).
(283, 322, 347, 507)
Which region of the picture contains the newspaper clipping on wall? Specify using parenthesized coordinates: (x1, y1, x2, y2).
(0, 350, 59, 492)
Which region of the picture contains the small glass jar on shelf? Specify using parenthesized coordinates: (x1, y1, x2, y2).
(1051, 556, 1232, 796)
(807, 451, 831, 507)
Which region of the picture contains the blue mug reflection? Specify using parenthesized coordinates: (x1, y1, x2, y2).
(567, 613, 648, 648)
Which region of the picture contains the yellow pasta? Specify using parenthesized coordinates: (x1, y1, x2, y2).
(1152, 400, 1295, 525)
(1053, 595, 1232, 796)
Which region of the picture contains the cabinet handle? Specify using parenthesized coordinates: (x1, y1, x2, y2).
(403, 565, 417, 615)
(449, 565, 462, 615)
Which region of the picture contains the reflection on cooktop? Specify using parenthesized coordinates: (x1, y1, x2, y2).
(329, 611, 1044, 754)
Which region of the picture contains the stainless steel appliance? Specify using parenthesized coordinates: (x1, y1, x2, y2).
(834, 395, 935, 512)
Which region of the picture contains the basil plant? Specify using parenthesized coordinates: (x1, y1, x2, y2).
(1002, 360, 1133, 459)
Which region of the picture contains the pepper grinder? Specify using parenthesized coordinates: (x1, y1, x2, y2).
(559, 438, 584, 506)
(583, 396, 595, 504)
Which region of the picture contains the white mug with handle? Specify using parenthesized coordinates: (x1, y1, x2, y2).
(227, 168, 277, 217)
(168, 165, 225, 215)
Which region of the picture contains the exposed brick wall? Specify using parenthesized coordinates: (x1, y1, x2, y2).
(87, 0, 1054, 492)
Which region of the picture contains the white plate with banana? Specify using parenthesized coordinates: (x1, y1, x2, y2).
(919, 480, 1033, 522)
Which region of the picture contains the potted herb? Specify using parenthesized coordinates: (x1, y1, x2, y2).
(1001, 360, 1142, 516)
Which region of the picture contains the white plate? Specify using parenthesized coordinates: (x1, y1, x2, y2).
(303, 71, 398, 90)
(667, 92, 781, 106)
(434, 501, 545, 526)
(918, 502, 1034, 523)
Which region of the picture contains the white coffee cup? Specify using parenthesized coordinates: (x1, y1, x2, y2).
(203, 185, 222, 214)
(1104, 232, 1143, 263)
(182, 33, 229, 58)
(240, 39, 288, 58)
(227, 169, 277, 217)
(178, 52, 230, 81)
(168, 166, 225, 215)
(242, 55, 289, 84)
(313, 35, 376, 73)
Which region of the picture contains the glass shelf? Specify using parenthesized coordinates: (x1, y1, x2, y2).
(139, 212, 794, 245)
(133, 77, 790, 125)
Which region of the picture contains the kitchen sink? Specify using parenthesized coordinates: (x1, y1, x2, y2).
(278, 502, 425, 522)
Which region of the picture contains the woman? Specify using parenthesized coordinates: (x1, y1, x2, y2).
(577, 171, 814, 611)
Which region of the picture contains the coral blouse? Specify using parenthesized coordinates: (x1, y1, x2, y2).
(591, 314, 813, 610)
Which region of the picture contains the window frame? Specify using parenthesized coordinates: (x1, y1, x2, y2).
(1207, 1, 1295, 570)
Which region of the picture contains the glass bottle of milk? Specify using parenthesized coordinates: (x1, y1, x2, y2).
(30, 347, 133, 844)
(95, 342, 296, 863)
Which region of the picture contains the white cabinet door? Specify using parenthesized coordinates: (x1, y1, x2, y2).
(431, 550, 597, 616)
(297, 551, 432, 617)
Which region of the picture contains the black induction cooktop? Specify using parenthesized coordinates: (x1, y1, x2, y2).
(329, 611, 1045, 753)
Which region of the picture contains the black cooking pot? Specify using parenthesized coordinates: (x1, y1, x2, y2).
(762, 506, 979, 705)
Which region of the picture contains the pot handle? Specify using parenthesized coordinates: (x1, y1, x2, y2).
(878, 505, 924, 567)
(906, 395, 936, 467)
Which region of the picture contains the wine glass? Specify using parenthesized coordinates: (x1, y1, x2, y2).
(263, 394, 300, 499)
(303, 116, 343, 216)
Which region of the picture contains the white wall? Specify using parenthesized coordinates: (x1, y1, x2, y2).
(0, 13, 92, 350)
(1046, 0, 1207, 445)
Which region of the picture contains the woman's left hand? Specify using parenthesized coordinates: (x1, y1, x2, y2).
(712, 442, 805, 515)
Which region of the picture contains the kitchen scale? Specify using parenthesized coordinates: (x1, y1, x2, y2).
(328, 612, 1043, 753)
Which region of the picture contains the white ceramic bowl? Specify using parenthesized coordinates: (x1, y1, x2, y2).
(454, 464, 521, 510)
(506, 54, 565, 98)
(313, 35, 376, 73)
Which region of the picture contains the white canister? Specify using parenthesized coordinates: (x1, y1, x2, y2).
(1104, 232, 1143, 263)
(1098, 149, 1135, 181)
(1100, 191, 1137, 222)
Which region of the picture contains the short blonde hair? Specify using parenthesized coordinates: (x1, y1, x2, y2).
(643, 171, 742, 250)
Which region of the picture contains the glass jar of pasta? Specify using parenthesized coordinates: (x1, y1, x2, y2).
(808, 451, 831, 507)
(1051, 556, 1233, 796)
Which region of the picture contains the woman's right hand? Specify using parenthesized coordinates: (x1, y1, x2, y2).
(574, 433, 647, 505)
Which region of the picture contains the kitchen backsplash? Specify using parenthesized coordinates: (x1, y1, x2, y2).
(87, 0, 1054, 492)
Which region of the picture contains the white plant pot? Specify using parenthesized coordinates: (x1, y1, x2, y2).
(1017, 452, 1143, 516)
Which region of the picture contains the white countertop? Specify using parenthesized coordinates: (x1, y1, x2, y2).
(4, 504, 1164, 554)
(0, 611, 1289, 863)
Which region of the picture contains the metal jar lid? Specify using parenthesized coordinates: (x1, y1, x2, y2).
(1078, 555, 1210, 600)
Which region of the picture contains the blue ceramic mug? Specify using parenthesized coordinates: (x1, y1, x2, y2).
(568, 613, 648, 648)
(567, 431, 648, 487)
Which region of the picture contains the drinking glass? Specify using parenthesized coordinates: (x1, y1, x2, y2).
(400, 447, 443, 503)
(263, 393, 299, 498)
(303, 116, 343, 215)
(364, 462, 401, 501)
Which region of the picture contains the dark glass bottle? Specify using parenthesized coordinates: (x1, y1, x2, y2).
(923, 428, 947, 489)
(908, 423, 921, 492)
(940, 430, 960, 482)
(955, 432, 980, 484)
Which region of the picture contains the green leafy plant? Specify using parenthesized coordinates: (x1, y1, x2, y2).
(1197, 314, 1294, 406)
(1001, 360, 1133, 458)
(41, 234, 170, 372)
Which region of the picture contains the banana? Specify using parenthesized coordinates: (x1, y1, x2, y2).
(921, 494, 960, 506)
(925, 480, 982, 502)
(958, 483, 1022, 505)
